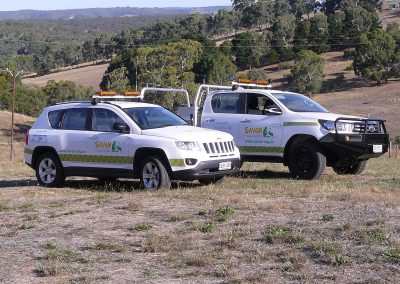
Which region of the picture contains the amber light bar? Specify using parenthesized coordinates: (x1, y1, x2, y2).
(236, 79, 272, 85)
(95, 91, 141, 96)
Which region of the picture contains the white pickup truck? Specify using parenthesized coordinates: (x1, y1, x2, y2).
(178, 80, 389, 180)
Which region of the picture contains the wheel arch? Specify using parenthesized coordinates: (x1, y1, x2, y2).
(32, 146, 60, 168)
(283, 134, 320, 166)
(133, 147, 172, 178)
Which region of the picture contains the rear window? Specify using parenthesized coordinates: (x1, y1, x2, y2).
(48, 110, 61, 129)
(60, 108, 89, 130)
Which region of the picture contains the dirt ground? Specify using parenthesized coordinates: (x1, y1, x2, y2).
(0, 157, 399, 283)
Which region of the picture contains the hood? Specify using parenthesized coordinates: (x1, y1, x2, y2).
(296, 112, 365, 121)
(141, 125, 233, 141)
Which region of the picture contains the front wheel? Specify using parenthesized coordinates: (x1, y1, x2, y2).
(140, 156, 171, 190)
(333, 160, 367, 175)
(288, 142, 326, 180)
(35, 152, 65, 187)
(198, 176, 225, 185)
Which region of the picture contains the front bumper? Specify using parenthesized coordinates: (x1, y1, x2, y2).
(172, 158, 241, 181)
(320, 133, 389, 166)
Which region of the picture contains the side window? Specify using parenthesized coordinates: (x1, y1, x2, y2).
(92, 108, 127, 132)
(60, 108, 88, 130)
(246, 94, 279, 115)
(211, 93, 244, 114)
(48, 110, 61, 129)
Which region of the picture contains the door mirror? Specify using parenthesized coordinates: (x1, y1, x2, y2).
(264, 107, 282, 115)
(113, 122, 129, 133)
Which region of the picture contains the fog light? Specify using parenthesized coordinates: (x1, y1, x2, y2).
(345, 135, 350, 142)
(185, 158, 198, 166)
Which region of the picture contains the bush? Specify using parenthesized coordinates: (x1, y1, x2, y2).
(215, 205, 235, 222)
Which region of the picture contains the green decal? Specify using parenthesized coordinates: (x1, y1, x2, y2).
(169, 159, 185, 167)
(283, 122, 319, 127)
(263, 127, 274, 138)
(24, 148, 33, 155)
(239, 146, 284, 153)
(112, 141, 122, 152)
(60, 154, 133, 164)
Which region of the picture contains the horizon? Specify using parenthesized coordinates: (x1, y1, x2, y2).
(0, 0, 232, 12)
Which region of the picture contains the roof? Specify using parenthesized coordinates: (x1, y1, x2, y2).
(46, 100, 161, 111)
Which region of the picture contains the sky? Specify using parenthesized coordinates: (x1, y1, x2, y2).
(0, 0, 232, 11)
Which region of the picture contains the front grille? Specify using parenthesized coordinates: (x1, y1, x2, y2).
(203, 141, 235, 157)
(353, 122, 382, 134)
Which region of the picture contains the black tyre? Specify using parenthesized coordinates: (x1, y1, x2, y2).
(288, 142, 326, 180)
(333, 160, 367, 175)
(140, 156, 171, 190)
(198, 176, 225, 185)
(35, 152, 65, 187)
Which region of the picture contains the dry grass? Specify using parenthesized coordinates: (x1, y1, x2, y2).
(22, 63, 108, 90)
(0, 157, 399, 283)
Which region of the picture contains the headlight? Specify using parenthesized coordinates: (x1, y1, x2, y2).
(175, 141, 201, 151)
(319, 120, 355, 133)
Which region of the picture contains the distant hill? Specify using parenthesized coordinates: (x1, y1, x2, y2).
(0, 6, 229, 21)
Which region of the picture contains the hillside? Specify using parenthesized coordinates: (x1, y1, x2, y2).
(0, 6, 229, 20)
(22, 64, 108, 90)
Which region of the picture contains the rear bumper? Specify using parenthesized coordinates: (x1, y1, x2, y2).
(320, 133, 389, 166)
(172, 158, 241, 181)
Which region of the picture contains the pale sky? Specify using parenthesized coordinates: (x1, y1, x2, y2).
(0, 0, 232, 11)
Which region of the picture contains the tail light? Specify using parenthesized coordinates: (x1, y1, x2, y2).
(25, 130, 29, 145)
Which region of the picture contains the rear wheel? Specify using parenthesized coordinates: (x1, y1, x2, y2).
(333, 160, 367, 175)
(198, 176, 225, 185)
(140, 156, 171, 190)
(35, 152, 65, 187)
(288, 142, 326, 180)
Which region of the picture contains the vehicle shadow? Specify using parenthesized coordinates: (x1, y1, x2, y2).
(235, 169, 292, 180)
(0, 178, 203, 191)
(0, 179, 39, 188)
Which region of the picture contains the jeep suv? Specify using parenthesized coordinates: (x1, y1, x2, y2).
(24, 99, 241, 190)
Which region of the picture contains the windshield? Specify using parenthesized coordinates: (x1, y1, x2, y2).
(124, 107, 187, 130)
(271, 93, 328, 113)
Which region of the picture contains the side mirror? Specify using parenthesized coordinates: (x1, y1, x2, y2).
(264, 107, 282, 115)
(113, 122, 129, 133)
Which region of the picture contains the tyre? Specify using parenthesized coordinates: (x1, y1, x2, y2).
(288, 142, 326, 180)
(140, 156, 171, 190)
(198, 176, 225, 185)
(35, 152, 65, 187)
(333, 160, 367, 175)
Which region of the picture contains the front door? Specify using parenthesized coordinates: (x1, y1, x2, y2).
(238, 93, 283, 157)
(85, 108, 133, 170)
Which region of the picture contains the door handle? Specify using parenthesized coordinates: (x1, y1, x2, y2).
(240, 119, 251, 123)
(205, 118, 215, 123)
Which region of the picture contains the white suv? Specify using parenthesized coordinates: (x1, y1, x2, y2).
(24, 99, 241, 190)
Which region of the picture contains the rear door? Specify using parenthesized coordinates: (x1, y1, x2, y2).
(201, 92, 245, 140)
(54, 108, 92, 167)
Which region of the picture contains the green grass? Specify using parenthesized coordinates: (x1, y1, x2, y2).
(322, 214, 334, 222)
(263, 226, 305, 245)
(215, 205, 235, 222)
(382, 250, 400, 263)
(131, 223, 152, 232)
(43, 242, 78, 262)
(0, 203, 12, 212)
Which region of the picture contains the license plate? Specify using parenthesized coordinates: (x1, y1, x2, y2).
(219, 161, 232, 171)
(373, 145, 383, 153)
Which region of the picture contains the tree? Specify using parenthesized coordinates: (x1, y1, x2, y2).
(247, 69, 268, 80)
(353, 29, 396, 85)
(289, 50, 325, 96)
(309, 14, 330, 53)
(106, 67, 131, 92)
(42, 80, 92, 105)
(232, 32, 266, 70)
(290, 0, 316, 19)
(195, 50, 237, 84)
(273, 14, 297, 45)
